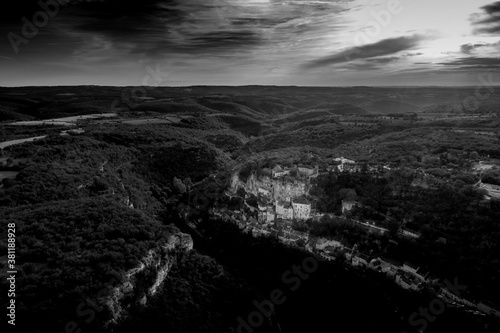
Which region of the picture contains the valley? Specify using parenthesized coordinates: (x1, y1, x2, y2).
(0, 85, 499, 333)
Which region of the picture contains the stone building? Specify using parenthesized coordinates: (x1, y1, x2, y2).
(276, 200, 294, 219)
(292, 196, 311, 220)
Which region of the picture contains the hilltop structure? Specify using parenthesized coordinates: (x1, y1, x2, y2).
(272, 165, 291, 178)
(334, 157, 357, 172)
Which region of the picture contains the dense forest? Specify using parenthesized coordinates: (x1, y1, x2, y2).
(1, 198, 179, 332)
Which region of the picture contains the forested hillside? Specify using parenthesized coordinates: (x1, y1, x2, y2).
(0, 123, 249, 333)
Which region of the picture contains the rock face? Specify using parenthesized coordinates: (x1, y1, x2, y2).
(231, 173, 309, 201)
(103, 232, 193, 326)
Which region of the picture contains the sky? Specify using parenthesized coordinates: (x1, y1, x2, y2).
(0, 0, 499, 86)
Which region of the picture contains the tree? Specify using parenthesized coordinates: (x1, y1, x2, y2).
(386, 220, 400, 237)
(422, 155, 439, 165)
(183, 177, 193, 191)
(239, 163, 254, 182)
(89, 178, 108, 193)
(173, 177, 186, 194)
(340, 188, 357, 201)
(236, 187, 246, 198)
(246, 194, 258, 207)
(346, 189, 357, 201)
(320, 214, 331, 224)
(2, 178, 14, 188)
(469, 151, 479, 160)
(264, 158, 277, 169)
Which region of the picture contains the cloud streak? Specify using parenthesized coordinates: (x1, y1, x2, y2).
(300, 35, 425, 69)
(472, 1, 500, 35)
(439, 57, 500, 69)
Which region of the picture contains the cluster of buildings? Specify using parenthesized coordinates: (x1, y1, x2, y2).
(211, 207, 257, 226)
(271, 164, 319, 179)
(258, 195, 312, 223)
(325, 157, 393, 174)
(218, 159, 500, 320)
(437, 281, 500, 318)
(235, 217, 310, 245)
(279, 227, 309, 243)
(267, 157, 395, 184)
(254, 158, 389, 225)
(311, 236, 428, 291)
(248, 166, 315, 223)
(376, 260, 428, 291)
(213, 199, 500, 320)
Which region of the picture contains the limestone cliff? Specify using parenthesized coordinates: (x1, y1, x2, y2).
(231, 172, 309, 201)
(103, 232, 194, 326)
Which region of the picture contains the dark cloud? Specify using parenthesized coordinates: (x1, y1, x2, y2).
(439, 57, 500, 70)
(1, 0, 184, 55)
(1, 0, 351, 59)
(482, 1, 500, 14)
(472, 1, 500, 35)
(70, 0, 184, 37)
(343, 52, 423, 71)
(460, 41, 500, 54)
(301, 35, 424, 69)
(461, 43, 486, 54)
(0, 0, 61, 25)
(1, 0, 173, 26)
(125, 27, 266, 57)
(477, 25, 500, 34)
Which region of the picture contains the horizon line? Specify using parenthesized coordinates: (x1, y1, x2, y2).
(0, 84, 496, 89)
